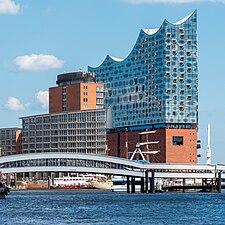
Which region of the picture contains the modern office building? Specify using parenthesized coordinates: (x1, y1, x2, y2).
(20, 71, 107, 155)
(89, 11, 198, 163)
(49, 72, 104, 113)
(0, 128, 22, 156)
(21, 109, 107, 155)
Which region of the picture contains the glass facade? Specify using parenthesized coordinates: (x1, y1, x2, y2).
(89, 11, 198, 129)
(21, 109, 107, 155)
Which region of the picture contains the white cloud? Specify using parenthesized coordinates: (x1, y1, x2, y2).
(35, 91, 49, 109)
(5, 97, 29, 111)
(14, 54, 64, 71)
(123, 0, 225, 4)
(0, 0, 20, 14)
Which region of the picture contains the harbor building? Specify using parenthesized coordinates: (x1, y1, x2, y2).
(0, 128, 22, 156)
(89, 11, 198, 163)
(49, 72, 104, 113)
(20, 71, 107, 155)
(20, 109, 106, 155)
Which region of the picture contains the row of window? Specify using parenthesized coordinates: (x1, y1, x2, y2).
(23, 111, 106, 124)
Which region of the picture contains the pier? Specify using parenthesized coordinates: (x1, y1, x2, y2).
(0, 153, 225, 193)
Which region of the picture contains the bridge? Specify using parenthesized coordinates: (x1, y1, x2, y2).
(0, 153, 225, 193)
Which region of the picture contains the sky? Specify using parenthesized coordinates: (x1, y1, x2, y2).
(0, 0, 225, 164)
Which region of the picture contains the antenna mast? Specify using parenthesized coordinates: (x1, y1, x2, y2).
(206, 124, 211, 164)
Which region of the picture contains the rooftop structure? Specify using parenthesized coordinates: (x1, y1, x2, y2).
(56, 72, 96, 86)
(49, 71, 104, 114)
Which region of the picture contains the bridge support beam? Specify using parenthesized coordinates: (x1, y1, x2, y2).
(59, 172, 64, 178)
(6, 173, 11, 186)
(29, 172, 35, 180)
(183, 178, 186, 192)
(14, 173, 17, 189)
(141, 177, 144, 193)
(48, 176, 51, 189)
(51, 172, 55, 186)
(22, 172, 26, 181)
(131, 177, 135, 193)
(145, 170, 148, 193)
(36, 172, 41, 180)
(217, 171, 222, 193)
(127, 176, 130, 193)
(150, 170, 155, 193)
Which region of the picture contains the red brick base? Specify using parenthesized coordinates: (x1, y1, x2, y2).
(106, 128, 197, 164)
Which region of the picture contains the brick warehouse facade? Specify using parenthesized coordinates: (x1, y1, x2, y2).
(107, 128, 197, 163)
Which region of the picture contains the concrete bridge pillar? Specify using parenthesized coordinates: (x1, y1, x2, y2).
(150, 170, 155, 193)
(59, 172, 64, 178)
(22, 172, 26, 181)
(51, 172, 56, 186)
(6, 173, 11, 186)
(131, 177, 135, 193)
(127, 176, 130, 193)
(14, 173, 17, 189)
(183, 178, 186, 192)
(217, 171, 222, 193)
(145, 170, 149, 193)
(43, 172, 50, 179)
(141, 177, 145, 193)
(36, 172, 42, 180)
(29, 172, 35, 180)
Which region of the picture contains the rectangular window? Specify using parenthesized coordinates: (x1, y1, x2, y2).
(96, 92, 104, 98)
(173, 136, 183, 145)
(96, 86, 104, 91)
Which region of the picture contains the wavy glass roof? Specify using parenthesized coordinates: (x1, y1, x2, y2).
(88, 11, 198, 129)
(90, 11, 196, 67)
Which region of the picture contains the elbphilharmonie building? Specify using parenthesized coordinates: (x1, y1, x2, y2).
(89, 11, 199, 163)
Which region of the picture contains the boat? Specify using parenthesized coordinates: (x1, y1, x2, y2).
(50, 176, 92, 189)
(25, 180, 49, 190)
(0, 182, 10, 199)
(91, 180, 113, 190)
(89, 174, 112, 190)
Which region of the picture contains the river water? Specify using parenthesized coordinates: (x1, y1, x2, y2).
(1, 190, 225, 225)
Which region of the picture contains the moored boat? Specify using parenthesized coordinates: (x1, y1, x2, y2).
(0, 182, 10, 199)
(91, 180, 113, 190)
(50, 176, 92, 189)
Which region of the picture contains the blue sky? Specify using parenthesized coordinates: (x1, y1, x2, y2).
(0, 0, 225, 163)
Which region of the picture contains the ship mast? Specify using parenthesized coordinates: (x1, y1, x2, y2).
(206, 124, 211, 164)
(129, 131, 159, 161)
